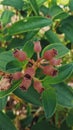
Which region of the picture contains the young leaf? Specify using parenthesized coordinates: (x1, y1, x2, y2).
(42, 88, 56, 118)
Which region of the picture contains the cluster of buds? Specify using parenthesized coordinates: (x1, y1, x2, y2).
(12, 41, 62, 94)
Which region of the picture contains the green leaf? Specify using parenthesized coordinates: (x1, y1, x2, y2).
(53, 83, 73, 108)
(43, 63, 73, 85)
(0, 80, 21, 98)
(1, 0, 24, 10)
(1, 10, 14, 25)
(23, 41, 34, 58)
(0, 51, 15, 71)
(69, 0, 73, 11)
(66, 109, 73, 126)
(0, 96, 7, 110)
(29, 0, 39, 15)
(59, 16, 73, 42)
(42, 43, 69, 58)
(45, 30, 61, 43)
(42, 88, 56, 118)
(48, 5, 63, 18)
(8, 16, 52, 35)
(36, 0, 46, 6)
(0, 111, 16, 130)
(31, 120, 58, 130)
(14, 87, 41, 106)
(6, 60, 22, 73)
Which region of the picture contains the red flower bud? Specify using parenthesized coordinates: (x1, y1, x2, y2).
(43, 65, 58, 76)
(20, 77, 31, 90)
(33, 41, 42, 53)
(33, 80, 44, 93)
(12, 72, 23, 80)
(24, 67, 35, 78)
(43, 49, 58, 60)
(13, 49, 27, 61)
(50, 58, 62, 66)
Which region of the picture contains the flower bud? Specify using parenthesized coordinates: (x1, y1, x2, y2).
(13, 49, 27, 61)
(33, 80, 44, 93)
(43, 65, 58, 76)
(24, 67, 35, 78)
(20, 77, 31, 90)
(33, 41, 42, 53)
(12, 72, 23, 80)
(50, 58, 62, 66)
(43, 49, 58, 60)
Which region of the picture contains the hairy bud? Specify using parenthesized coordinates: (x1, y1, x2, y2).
(33, 41, 42, 53)
(33, 80, 44, 93)
(20, 77, 31, 90)
(43, 65, 58, 76)
(24, 67, 35, 78)
(12, 72, 23, 80)
(50, 58, 62, 66)
(43, 49, 58, 60)
(13, 49, 27, 61)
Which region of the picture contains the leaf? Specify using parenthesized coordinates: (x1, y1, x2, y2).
(41, 43, 69, 58)
(14, 87, 41, 106)
(0, 111, 16, 130)
(1, 0, 24, 10)
(36, 0, 46, 6)
(23, 41, 34, 58)
(59, 16, 73, 42)
(0, 51, 15, 71)
(43, 63, 73, 85)
(0, 80, 21, 98)
(29, 0, 39, 15)
(8, 16, 52, 35)
(1, 10, 14, 25)
(31, 120, 58, 130)
(48, 5, 63, 18)
(45, 30, 61, 43)
(69, 0, 73, 11)
(0, 96, 7, 110)
(6, 60, 22, 73)
(42, 88, 56, 118)
(53, 83, 73, 108)
(66, 109, 73, 126)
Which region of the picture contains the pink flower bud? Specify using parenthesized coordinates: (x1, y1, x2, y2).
(13, 49, 27, 61)
(20, 77, 31, 90)
(43, 65, 58, 76)
(33, 41, 42, 53)
(43, 49, 58, 60)
(33, 80, 44, 93)
(50, 58, 62, 66)
(12, 72, 23, 80)
(24, 67, 35, 78)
